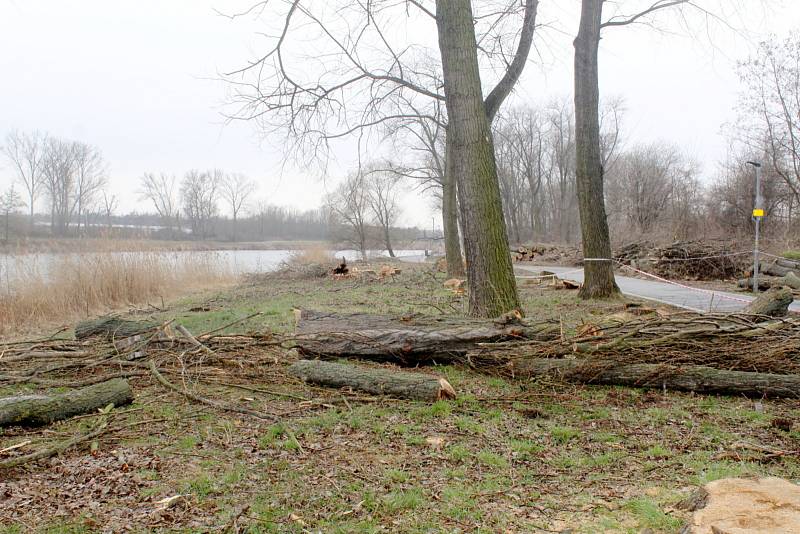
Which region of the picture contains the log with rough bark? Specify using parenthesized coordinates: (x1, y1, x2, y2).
(743, 286, 794, 317)
(509, 358, 800, 398)
(776, 258, 800, 270)
(781, 272, 800, 290)
(738, 272, 800, 291)
(288, 360, 456, 401)
(758, 261, 798, 278)
(737, 277, 774, 291)
(293, 310, 558, 363)
(75, 317, 157, 340)
(0, 378, 133, 427)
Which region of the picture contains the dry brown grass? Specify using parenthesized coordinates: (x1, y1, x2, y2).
(0, 251, 234, 336)
(287, 245, 336, 266)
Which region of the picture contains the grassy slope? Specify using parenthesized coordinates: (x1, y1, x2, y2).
(2, 263, 799, 533)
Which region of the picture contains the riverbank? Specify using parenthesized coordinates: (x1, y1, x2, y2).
(0, 237, 329, 255)
(2, 262, 798, 532)
(0, 250, 235, 336)
(0, 237, 435, 255)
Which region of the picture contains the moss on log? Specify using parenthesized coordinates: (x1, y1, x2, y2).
(288, 360, 456, 401)
(0, 378, 133, 426)
(75, 317, 157, 340)
(511, 358, 800, 398)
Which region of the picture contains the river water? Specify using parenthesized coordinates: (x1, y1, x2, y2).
(0, 249, 427, 289)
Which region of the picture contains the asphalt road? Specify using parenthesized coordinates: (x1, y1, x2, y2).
(515, 264, 800, 313)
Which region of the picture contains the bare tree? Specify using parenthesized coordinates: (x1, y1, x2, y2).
(181, 169, 221, 240)
(224, 0, 540, 316)
(220, 173, 256, 242)
(364, 167, 403, 257)
(327, 172, 372, 260)
(737, 34, 800, 209)
(71, 142, 107, 236)
(140, 172, 180, 234)
(2, 130, 46, 229)
(605, 142, 697, 237)
(0, 185, 25, 242)
(384, 100, 466, 277)
(101, 189, 118, 230)
(41, 137, 77, 236)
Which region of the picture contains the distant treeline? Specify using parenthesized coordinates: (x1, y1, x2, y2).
(8, 206, 429, 244)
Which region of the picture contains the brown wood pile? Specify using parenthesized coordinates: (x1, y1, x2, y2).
(614, 240, 747, 280)
(513, 244, 583, 266)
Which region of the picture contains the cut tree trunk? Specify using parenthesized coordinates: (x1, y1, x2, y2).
(743, 286, 793, 317)
(293, 310, 557, 363)
(0, 378, 133, 427)
(738, 277, 774, 291)
(738, 272, 800, 291)
(758, 261, 797, 278)
(75, 317, 156, 340)
(573, 0, 619, 299)
(288, 360, 456, 401)
(510, 358, 800, 398)
(436, 0, 520, 317)
(780, 271, 800, 290)
(776, 258, 800, 270)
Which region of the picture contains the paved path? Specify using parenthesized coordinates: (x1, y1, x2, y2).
(515, 264, 800, 313)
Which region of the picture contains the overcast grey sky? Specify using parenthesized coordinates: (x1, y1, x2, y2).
(1, 1, 798, 227)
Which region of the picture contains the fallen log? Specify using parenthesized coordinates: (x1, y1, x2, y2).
(737, 277, 774, 291)
(293, 310, 558, 363)
(738, 272, 800, 291)
(509, 358, 800, 398)
(0, 378, 133, 427)
(758, 261, 797, 278)
(781, 271, 800, 290)
(743, 286, 793, 317)
(288, 360, 456, 401)
(776, 257, 800, 270)
(75, 317, 157, 340)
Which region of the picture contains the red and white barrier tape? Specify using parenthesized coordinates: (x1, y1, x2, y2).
(615, 262, 752, 304)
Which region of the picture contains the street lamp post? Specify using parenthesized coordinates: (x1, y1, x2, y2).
(747, 161, 763, 295)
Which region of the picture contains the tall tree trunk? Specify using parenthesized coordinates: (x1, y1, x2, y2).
(437, 0, 520, 317)
(574, 0, 619, 299)
(443, 130, 466, 278)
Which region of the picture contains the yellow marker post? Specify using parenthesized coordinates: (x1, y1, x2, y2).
(753, 208, 764, 217)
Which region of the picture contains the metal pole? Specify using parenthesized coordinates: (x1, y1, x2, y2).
(747, 161, 763, 295)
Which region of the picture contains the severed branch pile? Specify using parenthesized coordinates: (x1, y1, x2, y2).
(291, 293, 800, 398)
(466, 309, 800, 397)
(614, 240, 746, 280)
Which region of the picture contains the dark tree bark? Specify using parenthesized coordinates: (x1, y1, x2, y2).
(443, 128, 466, 278)
(288, 360, 456, 401)
(574, 0, 620, 299)
(293, 309, 557, 364)
(0, 378, 133, 427)
(436, 0, 520, 317)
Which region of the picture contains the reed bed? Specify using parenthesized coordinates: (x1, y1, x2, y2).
(0, 250, 233, 335)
